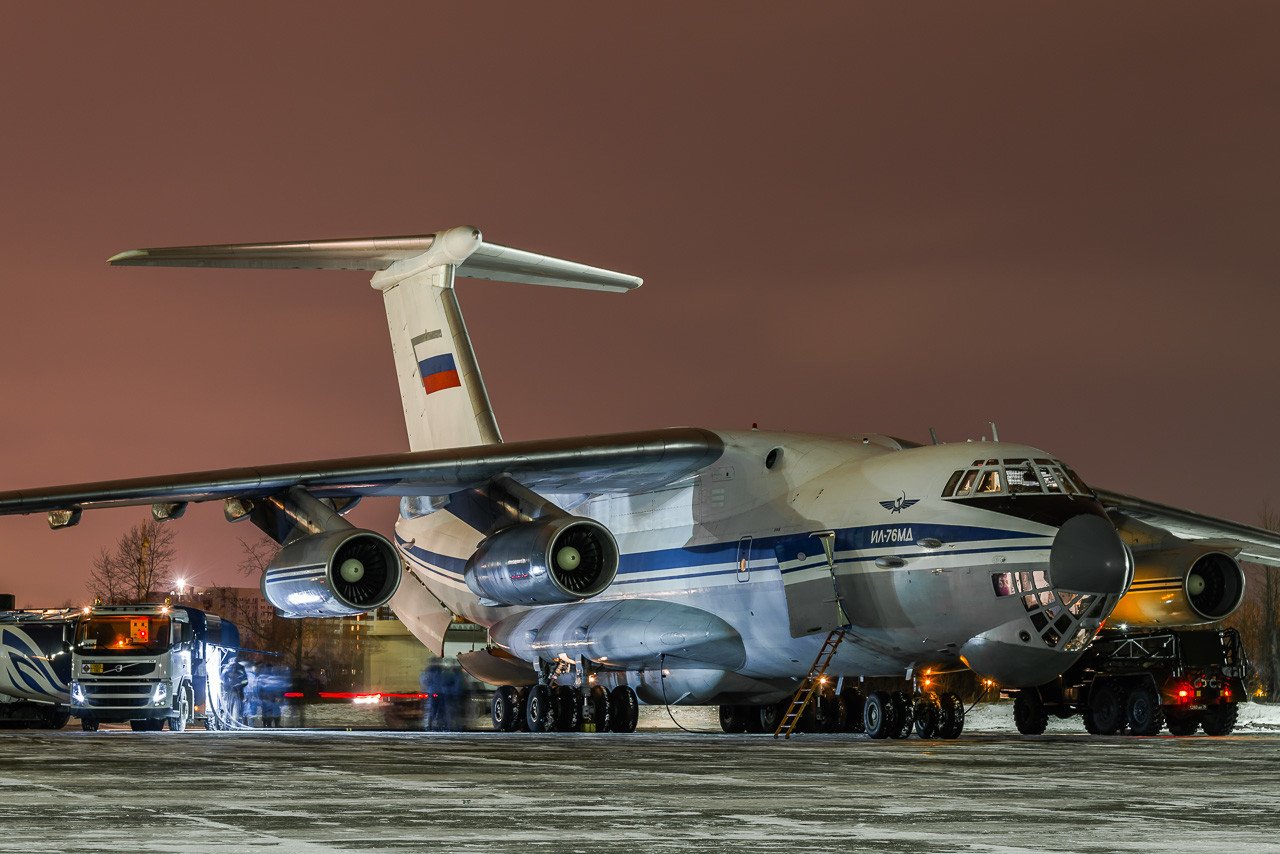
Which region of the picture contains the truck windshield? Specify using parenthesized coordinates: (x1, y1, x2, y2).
(75, 615, 172, 655)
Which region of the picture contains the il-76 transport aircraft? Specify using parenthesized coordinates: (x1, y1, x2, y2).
(3, 226, 1278, 739)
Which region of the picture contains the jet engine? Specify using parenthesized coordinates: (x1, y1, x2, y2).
(1109, 544, 1245, 628)
(262, 529, 401, 618)
(465, 516, 619, 606)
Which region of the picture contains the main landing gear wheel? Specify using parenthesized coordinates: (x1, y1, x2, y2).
(588, 685, 611, 732)
(1014, 690, 1049, 736)
(553, 685, 581, 732)
(937, 692, 965, 739)
(81, 718, 99, 732)
(889, 691, 913, 739)
(492, 685, 519, 732)
(607, 686, 639, 733)
(719, 704, 748, 734)
(841, 688, 866, 733)
(1125, 685, 1165, 736)
(863, 690, 897, 739)
(526, 684, 555, 733)
(1201, 702, 1238, 736)
(1084, 683, 1125, 735)
(913, 695, 941, 738)
(756, 701, 783, 734)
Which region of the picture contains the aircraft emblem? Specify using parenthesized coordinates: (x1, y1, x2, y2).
(879, 493, 920, 514)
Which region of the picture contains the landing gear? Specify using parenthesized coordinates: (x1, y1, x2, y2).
(719, 704, 748, 733)
(1125, 685, 1164, 736)
(757, 701, 783, 734)
(492, 685, 519, 732)
(936, 692, 965, 739)
(1201, 702, 1238, 736)
(587, 685, 611, 732)
(889, 691, 913, 739)
(1083, 683, 1125, 735)
(553, 685, 582, 732)
(607, 685, 639, 733)
(863, 690, 897, 739)
(841, 688, 865, 733)
(1013, 690, 1049, 736)
(526, 684, 554, 733)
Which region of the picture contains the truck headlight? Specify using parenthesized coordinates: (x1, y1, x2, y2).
(151, 683, 168, 706)
(71, 681, 86, 704)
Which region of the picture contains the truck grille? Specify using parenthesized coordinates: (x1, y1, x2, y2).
(79, 681, 153, 709)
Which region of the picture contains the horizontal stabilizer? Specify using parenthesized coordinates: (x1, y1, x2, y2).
(108, 226, 642, 293)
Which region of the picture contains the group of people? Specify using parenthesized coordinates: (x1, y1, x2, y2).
(419, 658, 473, 731)
(220, 659, 308, 727)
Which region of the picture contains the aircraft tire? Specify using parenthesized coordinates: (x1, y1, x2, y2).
(937, 692, 965, 739)
(80, 718, 99, 732)
(1201, 702, 1238, 736)
(841, 688, 865, 733)
(1013, 690, 1049, 736)
(526, 684, 554, 733)
(863, 690, 896, 739)
(514, 687, 530, 731)
(553, 685, 581, 732)
(1125, 685, 1165, 736)
(1086, 682, 1125, 735)
(608, 686, 639, 733)
(1166, 710, 1199, 736)
(890, 692, 913, 738)
(913, 695, 941, 738)
(719, 704, 748, 733)
(491, 685, 519, 732)
(744, 705, 765, 734)
(588, 685, 611, 732)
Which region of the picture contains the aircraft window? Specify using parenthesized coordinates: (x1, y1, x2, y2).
(1030, 612, 1049, 632)
(943, 470, 964, 497)
(1037, 466, 1064, 493)
(1033, 458, 1052, 465)
(1043, 628, 1061, 647)
(1068, 595, 1093, 618)
(1087, 597, 1108, 619)
(977, 470, 1002, 493)
(1054, 613, 1073, 634)
(1038, 591, 1056, 608)
(1006, 462, 1041, 494)
(953, 470, 978, 497)
(1064, 627, 1092, 652)
(1061, 465, 1093, 496)
(1023, 594, 1039, 612)
(1032, 570, 1048, 589)
(992, 573, 1016, 597)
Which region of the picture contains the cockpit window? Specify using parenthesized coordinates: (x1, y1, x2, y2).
(942, 458, 1093, 498)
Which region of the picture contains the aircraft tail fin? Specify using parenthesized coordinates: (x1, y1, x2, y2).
(110, 226, 641, 451)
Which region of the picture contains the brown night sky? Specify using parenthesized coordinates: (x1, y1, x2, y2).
(1, 3, 1277, 606)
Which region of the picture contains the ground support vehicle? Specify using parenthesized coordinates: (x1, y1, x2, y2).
(1011, 627, 1248, 736)
(0, 607, 78, 729)
(71, 603, 241, 732)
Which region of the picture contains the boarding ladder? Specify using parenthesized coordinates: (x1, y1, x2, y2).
(773, 628, 847, 739)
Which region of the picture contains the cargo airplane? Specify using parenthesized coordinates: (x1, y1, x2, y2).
(3, 226, 1278, 738)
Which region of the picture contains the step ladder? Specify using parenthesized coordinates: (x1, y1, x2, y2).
(773, 628, 847, 739)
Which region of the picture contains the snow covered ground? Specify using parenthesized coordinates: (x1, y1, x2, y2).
(0, 708, 1278, 853)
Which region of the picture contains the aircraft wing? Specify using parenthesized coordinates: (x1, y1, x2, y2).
(0, 428, 723, 519)
(1096, 488, 1280, 567)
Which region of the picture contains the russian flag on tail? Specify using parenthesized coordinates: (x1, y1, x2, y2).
(416, 352, 461, 395)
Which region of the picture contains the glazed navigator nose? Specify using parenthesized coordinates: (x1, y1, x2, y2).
(1049, 514, 1129, 595)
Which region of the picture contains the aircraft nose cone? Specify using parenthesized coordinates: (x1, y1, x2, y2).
(1050, 514, 1129, 595)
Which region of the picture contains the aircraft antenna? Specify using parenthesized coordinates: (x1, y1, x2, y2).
(989, 421, 1000, 442)
(929, 427, 939, 445)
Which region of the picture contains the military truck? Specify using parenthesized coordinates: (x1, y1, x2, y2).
(1012, 627, 1248, 736)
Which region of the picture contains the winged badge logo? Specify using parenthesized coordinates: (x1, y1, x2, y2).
(879, 492, 920, 514)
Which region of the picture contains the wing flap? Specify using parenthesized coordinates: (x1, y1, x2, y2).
(1097, 488, 1280, 567)
(0, 428, 723, 517)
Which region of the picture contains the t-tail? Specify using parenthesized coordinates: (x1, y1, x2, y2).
(109, 226, 642, 452)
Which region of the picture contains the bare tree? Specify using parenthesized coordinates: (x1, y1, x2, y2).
(86, 518, 178, 604)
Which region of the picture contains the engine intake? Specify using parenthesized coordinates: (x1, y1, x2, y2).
(1109, 545, 1245, 627)
(262, 529, 401, 618)
(465, 517, 619, 606)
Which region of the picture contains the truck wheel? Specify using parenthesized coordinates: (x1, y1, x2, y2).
(168, 693, 190, 732)
(937, 692, 965, 739)
(1166, 710, 1199, 736)
(1085, 683, 1125, 735)
(42, 708, 70, 730)
(80, 718, 99, 732)
(1125, 685, 1165, 736)
(913, 694, 941, 738)
(491, 685, 518, 732)
(1201, 702, 1238, 736)
(1014, 690, 1049, 735)
(863, 690, 897, 739)
(129, 720, 148, 732)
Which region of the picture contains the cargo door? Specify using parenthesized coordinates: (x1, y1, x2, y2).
(774, 531, 845, 637)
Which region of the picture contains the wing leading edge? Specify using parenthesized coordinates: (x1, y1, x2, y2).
(0, 428, 724, 518)
(1097, 488, 1280, 567)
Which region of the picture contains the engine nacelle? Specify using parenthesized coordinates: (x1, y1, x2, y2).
(465, 517, 619, 606)
(262, 529, 401, 618)
(1109, 545, 1245, 628)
